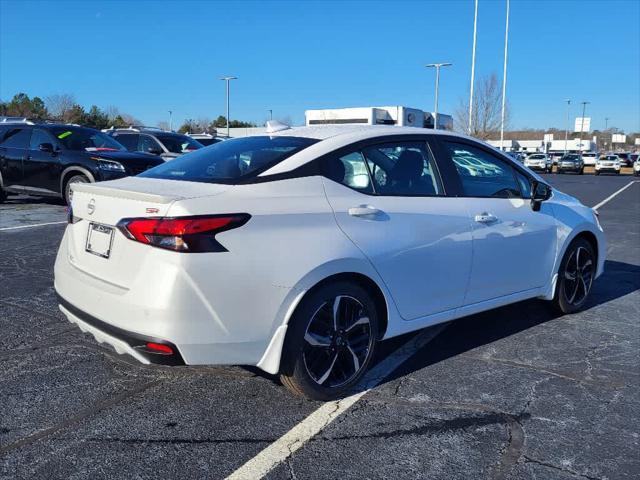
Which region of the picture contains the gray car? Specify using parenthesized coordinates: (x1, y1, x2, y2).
(557, 154, 585, 175)
(105, 127, 204, 161)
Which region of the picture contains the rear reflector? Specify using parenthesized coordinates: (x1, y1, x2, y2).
(117, 214, 250, 252)
(146, 342, 174, 355)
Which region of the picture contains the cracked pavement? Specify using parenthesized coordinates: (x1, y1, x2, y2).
(1, 176, 639, 479)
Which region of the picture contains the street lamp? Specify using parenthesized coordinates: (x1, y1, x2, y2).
(579, 101, 590, 154)
(425, 62, 452, 130)
(268, 109, 273, 121)
(220, 76, 237, 137)
(605, 117, 609, 152)
(468, 0, 479, 134)
(168, 110, 172, 131)
(499, 0, 510, 151)
(564, 99, 571, 155)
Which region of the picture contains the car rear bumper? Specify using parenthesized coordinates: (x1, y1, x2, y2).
(57, 293, 185, 365)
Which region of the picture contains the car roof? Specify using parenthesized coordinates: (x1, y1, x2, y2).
(260, 125, 492, 176)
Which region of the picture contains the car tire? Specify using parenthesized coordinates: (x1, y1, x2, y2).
(594, 171, 600, 176)
(0, 187, 6, 203)
(552, 237, 596, 315)
(280, 281, 379, 401)
(64, 174, 90, 205)
(579, 168, 584, 175)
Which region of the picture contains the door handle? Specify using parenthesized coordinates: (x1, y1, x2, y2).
(474, 212, 498, 224)
(348, 205, 382, 217)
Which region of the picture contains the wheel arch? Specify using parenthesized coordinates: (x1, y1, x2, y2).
(59, 166, 96, 195)
(256, 262, 394, 375)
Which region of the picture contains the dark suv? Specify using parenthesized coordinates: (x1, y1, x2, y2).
(105, 127, 204, 161)
(0, 123, 164, 204)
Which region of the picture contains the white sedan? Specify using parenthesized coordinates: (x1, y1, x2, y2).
(595, 155, 621, 175)
(55, 125, 605, 400)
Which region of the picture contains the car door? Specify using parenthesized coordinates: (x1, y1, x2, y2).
(439, 138, 558, 305)
(0, 127, 31, 190)
(23, 128, 62, 193)
(322, 137, 474, 320)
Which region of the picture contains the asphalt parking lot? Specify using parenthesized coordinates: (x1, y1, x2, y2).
(1, 174, 639, 480)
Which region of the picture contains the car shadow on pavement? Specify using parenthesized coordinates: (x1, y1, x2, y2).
(369, 258, 640, 390)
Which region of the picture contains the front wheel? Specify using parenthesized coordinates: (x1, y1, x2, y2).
(64, 174, 89, 205)
(579, 168, 584, 175)
(280, 281, 379, 400)
(552, 238, 596, 314)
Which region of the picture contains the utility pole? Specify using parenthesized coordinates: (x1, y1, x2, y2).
(220, 76, 237, 137)
(605, 117, 609, 152)
(564, 99, 571, 155)
(579, 101, 590, 155)
(499, 0, 510, 151)
(168, 110, 172, 131)
(425, 63, 452, 130)
(269, 109, 273, 121)
(468, 0, 479, 134)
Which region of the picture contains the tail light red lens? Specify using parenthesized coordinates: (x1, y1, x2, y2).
(117, 214, 250, 252)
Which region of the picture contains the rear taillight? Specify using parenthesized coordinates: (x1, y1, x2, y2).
(117, 214, 250, 252)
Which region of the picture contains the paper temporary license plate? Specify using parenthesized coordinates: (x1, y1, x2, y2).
(86, 223, 114, 258)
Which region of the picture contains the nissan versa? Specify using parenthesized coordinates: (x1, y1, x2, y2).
(54, 125, 605, 400)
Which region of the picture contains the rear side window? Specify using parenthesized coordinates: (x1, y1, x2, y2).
(113, 134, 139, 151)
(140, 136, 318, 184)
(444, 141, 521, 198)
(0, 128, 31, 149)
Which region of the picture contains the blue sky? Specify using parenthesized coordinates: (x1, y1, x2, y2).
(1, 0, 639, 132)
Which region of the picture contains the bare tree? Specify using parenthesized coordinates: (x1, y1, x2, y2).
(157, 121, 170, 131)
(454, 73, 510, 140)
(45, 93, 76, 121)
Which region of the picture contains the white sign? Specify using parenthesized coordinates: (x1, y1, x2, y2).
(574, 117, 591, 132)
(635, 138, 640, 146)
(543, 134, 554, 143)
(611, 134, 626, 144)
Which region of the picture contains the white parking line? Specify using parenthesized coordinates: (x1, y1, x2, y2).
(226, 323, 448, 480)
(0, 221, 67, 232)
(592, 180, 638, 211)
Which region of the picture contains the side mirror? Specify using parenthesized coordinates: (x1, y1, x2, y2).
(39, 143, 54, 153)
(531, 181, 551, 212)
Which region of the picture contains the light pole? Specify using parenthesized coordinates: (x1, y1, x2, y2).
(605, 117, 609, 152)
(499, 0, 510, 151)
(268, 109, 273, 121)
(564, 99, 571, 155)
(425, 62, 452, 130)
(168, 110, 172, 131)
(220, 76, 237, 137)
(579, 101, 590, 155)
(468, 0, 479, 134)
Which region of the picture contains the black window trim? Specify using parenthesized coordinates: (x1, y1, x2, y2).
(433, 135, 549, 200)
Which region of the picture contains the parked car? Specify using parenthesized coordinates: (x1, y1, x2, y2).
(55, 125, 605, 400)
(634, 157, 640, 177)
(105, 127, 204, 161)
(595, 155, 621, 175)
(581, 152, 598, 167)
(550, 152, 565, 165)
(616, 152, 632, 167)
(524, 153, 553, 173)
(0, 123, 163, 204)
(188, 133, 223, 147)
(557, 154, 584, 174)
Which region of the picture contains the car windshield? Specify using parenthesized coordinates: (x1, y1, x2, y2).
(154, 133, 204, 153)
(564, 155, 580, 160)
(51, 127, 125, 151)
(529, 154, 545, 159)
(140, 136, 319, 184)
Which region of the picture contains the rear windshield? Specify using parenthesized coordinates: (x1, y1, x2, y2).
(140, 136, 319, 184)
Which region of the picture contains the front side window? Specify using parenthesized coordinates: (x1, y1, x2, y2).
(51, 127, 125, 151)
(327, 151, 373, 193)
(140, 136, 318, 184)
(444, 141, 522, 198)
(1, 128, 31, 149)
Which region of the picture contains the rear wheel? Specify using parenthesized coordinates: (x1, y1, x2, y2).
(553, 237, 595, 314)
(280, 281, 379, 400)
(64, 174, 89, 205)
